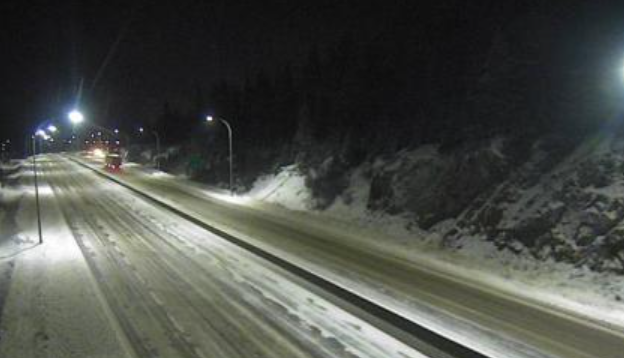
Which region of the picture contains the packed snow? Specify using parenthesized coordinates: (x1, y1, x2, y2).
(90, 141, 624, 331)
(244, 144, 624, 331)
(71, 151, 624, 357)
(1, 157, 435, 358)
(0, 162, 133, 358)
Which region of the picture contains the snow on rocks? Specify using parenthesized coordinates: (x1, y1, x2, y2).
(242, 134, 624, 329)
(248, 165, 314, 211)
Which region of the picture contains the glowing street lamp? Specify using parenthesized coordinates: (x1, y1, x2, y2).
(205, 115, 234, 195)
(47, 125, 58, 133)
(67, 110, 84, 151)
(68, 110, 84, 125)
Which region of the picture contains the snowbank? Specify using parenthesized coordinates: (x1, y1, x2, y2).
(243, 137, 624, 330)
(248, 165, 314, 211)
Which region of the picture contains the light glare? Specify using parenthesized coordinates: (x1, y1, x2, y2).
(68, 110, 84, 124)
(93, 148, 106, 158)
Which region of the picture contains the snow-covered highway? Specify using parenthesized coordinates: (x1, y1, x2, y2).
(2, 154, 624, 358)
(69, 153, 624, 358)
(0, 156, 432, 358)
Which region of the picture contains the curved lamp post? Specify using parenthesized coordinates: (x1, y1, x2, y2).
(31, 120, 58, 245)
(206, 115, 233, 195)
(31, 133, 43, 245)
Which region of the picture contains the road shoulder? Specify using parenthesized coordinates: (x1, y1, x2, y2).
(0, 161, 133, 358)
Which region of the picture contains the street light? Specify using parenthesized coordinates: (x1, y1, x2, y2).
(31, 121, 56, 245)
(206, 115, 234, 195)
(68, 110, 84, 125)
(30, 134, 43, 245)
(138, 127, 161, 170)
(68, 110, 84, 151)
(47, 125, 58, 133)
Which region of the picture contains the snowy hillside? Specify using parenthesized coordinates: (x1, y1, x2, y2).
(247, 129, 624, 275)
(243, 131, 624, 326)
(448, 130, 624, 272)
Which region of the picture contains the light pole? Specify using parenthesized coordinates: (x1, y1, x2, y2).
(138, 128, 161, 170)
(31, 126, 51, 246)
(153, 131, 161, 171)
(31, 136, 42, 244)
(206, 115, 234, 195)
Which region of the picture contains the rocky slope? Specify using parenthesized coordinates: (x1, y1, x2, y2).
(250, 127, 624, 273)
(444, 131, 624, 272)
(133, 125, 624, 273)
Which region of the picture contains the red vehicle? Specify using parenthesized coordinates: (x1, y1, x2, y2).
(105, 153, 122, 171)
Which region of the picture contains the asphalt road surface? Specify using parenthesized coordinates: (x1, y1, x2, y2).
(32, 155, 431, 358)
(70, 153, 624, 358)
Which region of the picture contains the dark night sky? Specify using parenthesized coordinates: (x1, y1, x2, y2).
(0, 0, 389, 143)
(3, 1, 624, 149)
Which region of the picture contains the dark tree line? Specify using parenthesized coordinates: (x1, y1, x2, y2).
(155, 1, 622, 177)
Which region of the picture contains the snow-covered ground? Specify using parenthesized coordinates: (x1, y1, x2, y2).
(0, 163, 23, 330)
(69, 149, 624, 357)
(0, 162, 133, 358)
(1, 156, 438, 358)
(247, 164, 314, 211)
(244, 147, 624, 332)
(89, 144, 624, 334)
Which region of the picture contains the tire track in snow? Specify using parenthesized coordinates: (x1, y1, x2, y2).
(55, 155, 434, 358)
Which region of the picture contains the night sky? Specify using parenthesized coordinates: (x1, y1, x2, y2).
(3, 1, 624, 150)
(0, 0, 390, 143)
